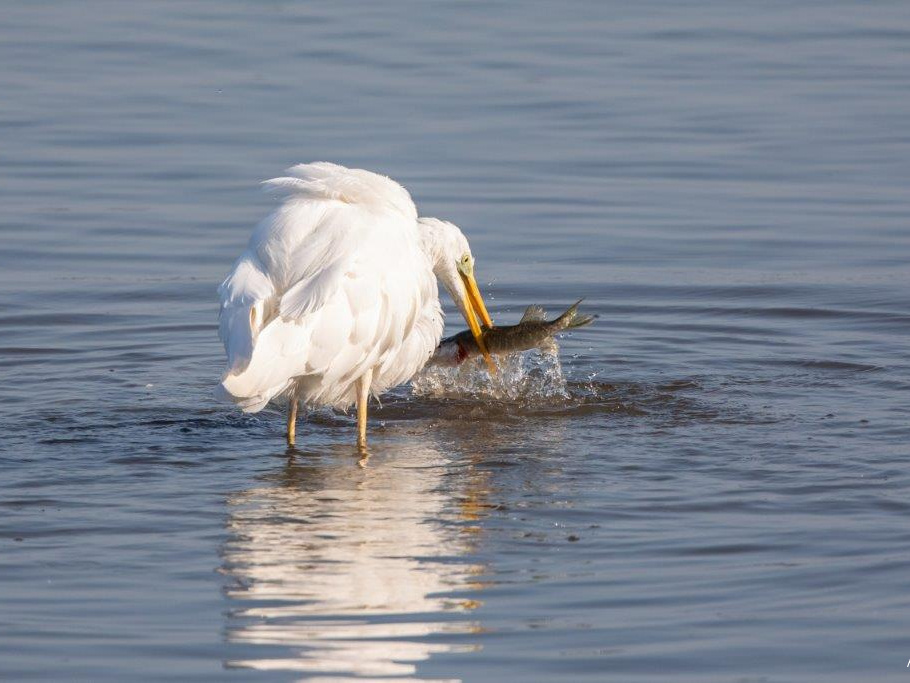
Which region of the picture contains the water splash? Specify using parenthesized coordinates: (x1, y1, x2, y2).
(412, 349, 569, 404)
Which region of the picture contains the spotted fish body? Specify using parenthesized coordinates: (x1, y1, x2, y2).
(430, 299, 594, 367)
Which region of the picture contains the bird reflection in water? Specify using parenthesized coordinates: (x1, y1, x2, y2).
(220, 438, 491, 681)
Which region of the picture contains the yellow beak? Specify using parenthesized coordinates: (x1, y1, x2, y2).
(459, 271, 497, 374)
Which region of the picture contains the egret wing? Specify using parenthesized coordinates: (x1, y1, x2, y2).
(276, 206, 364, 321)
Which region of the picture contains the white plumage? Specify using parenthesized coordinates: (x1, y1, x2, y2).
(217, 163, 494, 446)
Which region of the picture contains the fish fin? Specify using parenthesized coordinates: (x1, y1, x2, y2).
(520, 305, 547, 323)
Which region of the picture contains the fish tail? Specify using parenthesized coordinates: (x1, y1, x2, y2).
(567, 313, 596, 329)
(556, 298, 595, 329)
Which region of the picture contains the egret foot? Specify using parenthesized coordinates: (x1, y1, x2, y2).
(286, 399, 298, 446)
(356, 368, 373, 449)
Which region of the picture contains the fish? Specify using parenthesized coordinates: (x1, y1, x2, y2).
(429, 299, 595, 367)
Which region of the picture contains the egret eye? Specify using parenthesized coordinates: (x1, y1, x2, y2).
(456, 253, 473, 276)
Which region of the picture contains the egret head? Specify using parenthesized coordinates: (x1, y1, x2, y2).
(418, 217, 496, 373)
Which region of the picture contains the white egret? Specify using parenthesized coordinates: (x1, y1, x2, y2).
(217, 162, 495, 447)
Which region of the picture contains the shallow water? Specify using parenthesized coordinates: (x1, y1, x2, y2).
(2, 1, 910, 681)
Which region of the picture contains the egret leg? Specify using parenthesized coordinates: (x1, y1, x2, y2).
(286, 397, 299, 446)
(356, 368, 373, 449)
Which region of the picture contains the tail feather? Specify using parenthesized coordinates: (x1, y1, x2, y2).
(218, 317, 308, 413)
